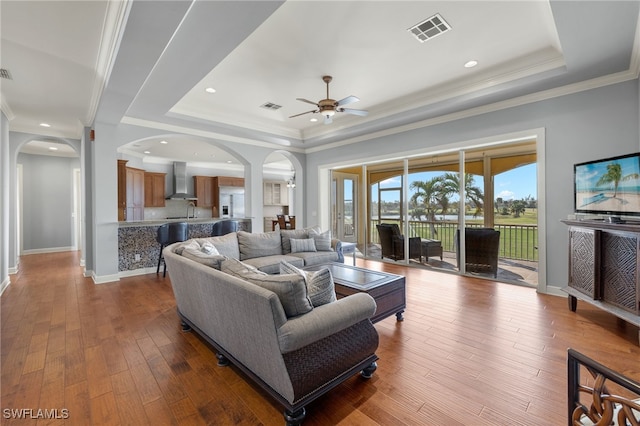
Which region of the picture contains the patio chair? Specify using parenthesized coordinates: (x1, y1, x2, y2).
(456, 227, 500, 278)
(376, 223, 421, 261)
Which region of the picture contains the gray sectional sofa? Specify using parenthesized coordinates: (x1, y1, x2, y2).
(179, 228, 344, 274)
(163, 228, 379, 425)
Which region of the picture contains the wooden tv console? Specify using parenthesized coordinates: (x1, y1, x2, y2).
(561, 219, 640, 344)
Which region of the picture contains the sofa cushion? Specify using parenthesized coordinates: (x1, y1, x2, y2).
(243, 255, 305, 274)
(289, 250, 340, 267)
(281, 226, 322, 253)
(173, 240, 201, 255)
(238, 231, 282, 260)
(290, 238, 317, 253)
(280, 229, 310, 254)
(280, 261, 337, 307)
(182, 249, 226, 269)
(308, 229, 333, 251)
(199, 233, 240, 259)
(221, 258, 312, 317)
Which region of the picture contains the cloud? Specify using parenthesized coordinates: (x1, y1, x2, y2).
(497, 190, 515, 200)
(381, 176, 401, 186)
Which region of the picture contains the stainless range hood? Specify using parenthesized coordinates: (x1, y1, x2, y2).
(166, 162, 198, 200)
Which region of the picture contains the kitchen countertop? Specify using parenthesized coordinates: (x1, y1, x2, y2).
(118, 217, 251, 227)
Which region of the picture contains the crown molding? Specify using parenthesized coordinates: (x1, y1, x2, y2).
(85, 0, 132, 126)
(1, 94, 15, 121)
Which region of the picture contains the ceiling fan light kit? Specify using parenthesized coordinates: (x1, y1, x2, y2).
(289, 75, 368, 124)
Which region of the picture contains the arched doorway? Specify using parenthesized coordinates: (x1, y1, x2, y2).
(17, 139, 81, 256)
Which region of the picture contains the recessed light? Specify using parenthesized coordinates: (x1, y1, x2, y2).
(160, 140, 168, 144)
(310, 118, 318, 122)
(464, 60, 478, 68)
(48, 146, 58, 151)
(226, 160, 232, 164)
(205, 87, 216, 93)
(144, 150, 151, 154)
(39, 123, 51, 127)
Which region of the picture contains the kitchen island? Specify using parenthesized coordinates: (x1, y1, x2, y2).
(118, 218, 251, 274)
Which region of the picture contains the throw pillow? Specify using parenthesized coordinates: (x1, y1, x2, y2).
(174, 239, 200, 255)
(290, 238, 317, 253)
(279, 261, 337, 307)
(237, 230, 282, 260)
(201, 241, 219, 255)
(280, 228, 309, 254)
(221, 259, 312, 317)
(308, 229, 333, 251)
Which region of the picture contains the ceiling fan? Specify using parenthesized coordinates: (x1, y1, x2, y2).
(289, 75, 368, 124)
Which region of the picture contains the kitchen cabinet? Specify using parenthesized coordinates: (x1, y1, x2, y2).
(216, 176, 244, 187)
(212, 177, 245, 217)
(194, 176, 214, 207)
(264, 181, 288, 206)
(144, 172, 166, 207)
(117, 160, 127, 221)
(125, 167, 145, 221)
(193, 176, 245, 215)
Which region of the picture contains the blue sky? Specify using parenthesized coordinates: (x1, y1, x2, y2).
(377, 163, 537, 202)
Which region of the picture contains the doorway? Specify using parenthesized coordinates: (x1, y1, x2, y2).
(332, 171, 358, 243)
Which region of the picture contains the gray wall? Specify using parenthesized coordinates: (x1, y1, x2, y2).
(18, 153, 80, 252)
(305, 79, 640, 291)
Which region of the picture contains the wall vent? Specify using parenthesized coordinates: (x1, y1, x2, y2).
(408, 13, 451, 43)
(260, 102, 282, 110)
(0, 68, 12, 80)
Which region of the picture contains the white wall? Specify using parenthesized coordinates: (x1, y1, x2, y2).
(305, 79, 640, 293)
(0, 111, 9, 294)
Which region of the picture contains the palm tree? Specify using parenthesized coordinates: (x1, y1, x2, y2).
(409, 177, 443, 238)
(439, 172, 484, 215)
(596, 162, 640, 198)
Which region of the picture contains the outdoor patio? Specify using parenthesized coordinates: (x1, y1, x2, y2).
(360, 243, 539, 287)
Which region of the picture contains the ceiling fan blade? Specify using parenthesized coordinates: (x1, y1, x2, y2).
(296, 98, 319, 106)
(340, 108, 368, 116)
(289, 110, 317, 118)
(324, 115, 333, 125)
(336, 95, 360, 107)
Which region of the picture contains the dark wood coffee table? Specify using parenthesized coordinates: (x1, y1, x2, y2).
(303, 263, 406, 323)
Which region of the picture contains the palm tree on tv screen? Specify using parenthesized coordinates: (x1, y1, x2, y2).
(596, 163, 640, 197)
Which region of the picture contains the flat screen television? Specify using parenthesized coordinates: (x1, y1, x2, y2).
(574, 152, 640, 219)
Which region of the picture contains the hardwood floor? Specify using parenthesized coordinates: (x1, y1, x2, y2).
(2, 251, 639, 425)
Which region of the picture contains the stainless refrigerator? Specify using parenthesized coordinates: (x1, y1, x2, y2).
(219, 186, 245, 217)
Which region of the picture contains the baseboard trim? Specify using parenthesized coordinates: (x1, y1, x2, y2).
(0, 277, 10, 296)
(540, 285, 566, 297)
(8, 266, 18, 274)
(22, 247, 74, 255)
(91, 272, 120, 284)
(119, 267, 159, 278)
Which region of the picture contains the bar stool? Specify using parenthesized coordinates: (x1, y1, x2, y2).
(211, 220, 239, 236)
(156, 222, 188, 277)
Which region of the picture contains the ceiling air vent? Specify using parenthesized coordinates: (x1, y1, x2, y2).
(260, 102, 282, 111)
(0, 68, 13, 80)
(408, 13, 451, 43)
